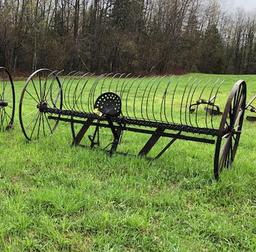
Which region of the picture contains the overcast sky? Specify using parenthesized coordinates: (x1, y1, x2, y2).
(221, 0, 256, 12)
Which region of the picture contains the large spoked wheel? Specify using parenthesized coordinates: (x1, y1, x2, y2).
(214, 80, 246, 179)
(19, 69, 63, 141)
(0, 67, 15, 131)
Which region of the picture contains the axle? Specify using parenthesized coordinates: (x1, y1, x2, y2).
(0, 100, 8, 107)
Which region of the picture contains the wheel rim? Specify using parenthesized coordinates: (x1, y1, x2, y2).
(19, 69, 63, 141)
(214, 81, 246, 179)
(0, 67, 15, 131)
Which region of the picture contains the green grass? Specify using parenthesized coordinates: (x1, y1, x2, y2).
(0, 74, 256, 251)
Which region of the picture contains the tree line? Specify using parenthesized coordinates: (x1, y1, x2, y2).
(0, 0, 255, 74)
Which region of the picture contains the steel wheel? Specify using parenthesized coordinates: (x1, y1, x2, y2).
(214, 80, 246, 179)
(0, 67, 15, 131)
(19, 69, 63, 141)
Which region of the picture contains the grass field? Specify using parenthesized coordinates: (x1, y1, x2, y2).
(0, 74, 256, 251)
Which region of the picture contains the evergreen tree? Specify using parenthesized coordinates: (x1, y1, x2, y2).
(199, 24, 224, 73)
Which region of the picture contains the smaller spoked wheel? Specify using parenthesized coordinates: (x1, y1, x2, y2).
(94, 92, 122, 117)
(19, 69, 63, 141)
(214, 80, 247, 179)
(0, 67, 15, 131)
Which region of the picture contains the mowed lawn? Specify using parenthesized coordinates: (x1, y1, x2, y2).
(0, 74, 256, 251)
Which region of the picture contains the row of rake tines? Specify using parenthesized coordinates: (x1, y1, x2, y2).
(42, 70, 225, 130)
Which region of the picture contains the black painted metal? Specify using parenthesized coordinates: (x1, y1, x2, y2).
(246, 95, 256, 121)
(0, 67, 15, 131)
(189, 95, 222, 116)
(139, 128, 165, 156)
(19, 69, 247, 179)
(214, 80, 247, 179)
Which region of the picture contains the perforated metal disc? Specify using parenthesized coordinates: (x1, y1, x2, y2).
(94, 92, 121, 117)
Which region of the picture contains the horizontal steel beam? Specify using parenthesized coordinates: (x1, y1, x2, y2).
(48, 115, 216, 144)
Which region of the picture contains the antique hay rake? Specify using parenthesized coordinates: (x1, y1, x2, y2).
(246, 95, 256, 121)
(0, 67, 15, 131)
(19, 69, 247, 179)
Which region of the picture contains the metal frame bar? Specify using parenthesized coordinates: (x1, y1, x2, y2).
(48, 115, 216, 145)
(72, 118, 93, 146)
(139, 128, 165, 156)
(46, 108, 219, 136)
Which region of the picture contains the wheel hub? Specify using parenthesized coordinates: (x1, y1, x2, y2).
(37, 101, 48, 112)
(0, 100, 8, 108)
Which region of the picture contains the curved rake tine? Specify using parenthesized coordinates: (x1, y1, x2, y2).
(67, 72, 83, 111)
(120, 73, 132, 100)
(91, 74, 109, 111)
(161, 76, 173, 123)
(140, 76, 159, 121)
(80, 73, 95, 113)
(72, 73, 90, 111)
(119, 73, 132, 112)
(205, 79, 223, 129)
(148, 75, 166, 122)
(73, 73, 90, 110)
(195, 78, 212, 128)
(88, 74, 105, 113)
(74, 73, 92, 113)
(170, 76, 181, 124)
(118, 73, 132, 117)
(56, 70, 65, 76)
(125, 75, 139, 119)
(100, 73, 113, 95)
(64, 71, 81, 109)
(133, 77, 145, 120)
(44, 70, 60, 102)
(188, 79, 202, 127)
(184, 78, 198, 126)
(210, 80, 225, 129)
(154, 76, 170, 123)
(63, 71, 80, 110)
(108, 73, 121, 92)
(179, 77, 193, 125)
(145, 76, 158, 122)
(115, 73, 127, 94)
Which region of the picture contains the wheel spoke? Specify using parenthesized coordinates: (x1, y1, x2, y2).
(44, 76, 55, 101)
(42, 112, 46, 137)
(219, 136, 231, 170)
(231, 93, 244, 127)
(31, 79, 41, 101)
(44, 113, 53, 134)
(37, 113, 42, 139)
(225, 119, 230, 128)
(3, 109, 11, 121)
(23, 108, 39, 118)
(53, 89, 62, 107)
(0, 110, 4, 131)
(39, 74, 44, 101)
(25, 111, 39, 131)
(42, 78, 47, 101)
(30, 112, 40, 139)
(230, 137, 234, 162)
(2, 79, 7, 100)
(234, 110, 244, 130)
(25, 89, 40, 103)
(4, 110, 9, 128)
